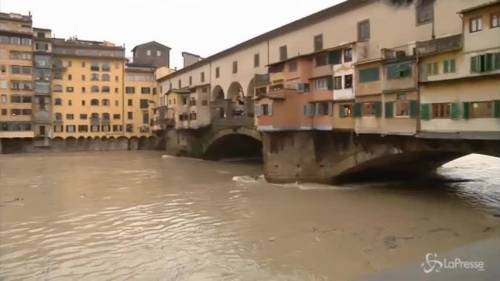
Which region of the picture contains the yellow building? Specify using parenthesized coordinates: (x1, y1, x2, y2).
(124, 65, 158, 137)
(50, 38, 126, 139)
(0, 13, 34, 139)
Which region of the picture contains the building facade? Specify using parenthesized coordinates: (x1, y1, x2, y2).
(0, 13, 34, 139)
(157, 0, 499, 143)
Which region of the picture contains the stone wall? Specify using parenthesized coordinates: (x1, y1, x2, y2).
(0, 137, 160, 154)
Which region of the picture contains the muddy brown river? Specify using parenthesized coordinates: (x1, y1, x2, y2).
(0, 152, 499, 280)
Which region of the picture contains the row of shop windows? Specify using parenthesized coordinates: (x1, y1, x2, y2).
(125, 87, 156, 94)
(0, 94, 32, 104)
(421, 101, 500, 120)
(0, 123, 32, 132)
(53, 85, 118, 94)
(53, 125, 122, 133)
(0, 108, 32, 116)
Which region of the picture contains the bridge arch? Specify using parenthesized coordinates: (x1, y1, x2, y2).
(203, 127, 262, 160)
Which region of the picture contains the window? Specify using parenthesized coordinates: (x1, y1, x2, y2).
(68, 100, 72, 106)
(91, 99, 99, 106)
(81, 87, 86, 93)
(128, 99, 133, 106)
(316, 53, 329, 66)
(102, 64, 110, 72)
(387, 62, 412, 79)
(334, 76, 342, 90)
(67, 74, 72, 81)
(178, 80, 182, 89)
(156, 50, 161, 56)
(254, 53, 260, 68)
(363, 102, 376, 116)
(344, 49, 353, 63)
(215, 67, 220, 78)
(102, 74, 110, 81)
(140, 99, 149, 109)
(81, 74, 86, 81)
(359, 67, 380, 82)
(232, 61, 238, 74)
(432, 103, 451, 119)
(113, 114, 121, 120)
(492, 13, 500, 28)
(358, 20, 370, 41)
(201, 72, 205, 82)
(54, 98, 62, 105)
(1, 109, 6, 115)
(66, 114, 74, 120)
(141, 87, 151, 94)
(115, 100, 119, 106)
(288, 61, 298, 72)
(66, 86, 74, 92)
(82, 61, 86, 67)
(443, 59, 456, 73)
(102, 86, 110, 93)
(426, 62, 439, 75)
(262, 104, 271, 116)
(314, 34, 323, 51)
(314, 78, 328, 91)
(66, 125, 76, 133)
(54, 113, 63, 120)
(470, 101, 493, 118)
(53, 125, 63, 133)
(0, 94, 6, 103)
(128, 112, 133, 120)
(102, 99, 110, 106)
(416, 0, 434, 25)
(80, 114, 88, 120)
(91, 73, 99, 81)
(90, 63, 99, 71)
(126, 87, 135, 94)
(339, 104, 353, 118)
(188, 76, 192, 86)
(113, 125, 122, 132)
(470, 16, 483, 33)
(471, 53, 500, 73)
(344, 74, 353, 89)
(328, 50, 342, 65)
(81, 100, 86, 106)
(78, 125, 88, 132)
(279, 45, 287, 61)
(394, 94, 410, 117)
(147, 50, 152, 56)
(316, 102, 329, 116)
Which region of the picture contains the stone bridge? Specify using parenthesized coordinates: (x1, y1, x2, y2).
(164, 124, 500, 183)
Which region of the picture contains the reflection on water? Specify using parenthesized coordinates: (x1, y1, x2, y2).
(0, 152, 499, 280)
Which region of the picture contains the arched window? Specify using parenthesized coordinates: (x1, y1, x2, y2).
(54, 98, 62, 105)
(101, 86, 110, 93)
(53, 84, 63, 92)
(102, 99, 110, 106)
(91, 113, 99, 119)
(91, 99, 99, 106)
(102, 113, 110, 120)
(54, 112, 62, 120)
(91, 85, 99, 93)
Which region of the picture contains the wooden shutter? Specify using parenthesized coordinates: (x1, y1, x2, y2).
(353, 103, 362, 118)
(410, 100, 419, 118)
(375, 101, 382, 118)
(485, 53, 494, 71)
(268, 103, 273, 116)
(451, 102, 461, 120)
(462, 102, 470, 119)
(328, 50, 342, 65)
(385, 102, 394, 118)
(420, 104, 431, 120)
(443, 60, 449, 73)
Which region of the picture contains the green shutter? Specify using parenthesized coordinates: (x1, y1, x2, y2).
(471, 56, 478, 73)
(450, 59, 456, 73)
(420, 104, 431, 121)
(451, 103, 461, 120)
(410, 100, 419, 118)
(495, 101, 500, 118)
(359, 68, 380, 83)
(462, 102, 470, 119)
(387, 64, 399, 79)
(353, 103, 362, 118)
(375, 101, 382, 118)
(385, 102, 394, 118)
(494, 53, 500, 70)
(327, 77, 334, 90)
(485, 53, 494, 71)
(328, 50, 342, 65)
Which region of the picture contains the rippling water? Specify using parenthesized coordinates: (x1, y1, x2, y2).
(0, 152, 499, 280)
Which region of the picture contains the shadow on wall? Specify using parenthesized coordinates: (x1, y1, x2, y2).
(204, 134, 263, 161)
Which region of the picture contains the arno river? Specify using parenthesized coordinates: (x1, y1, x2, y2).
(0, 152, 499, 280)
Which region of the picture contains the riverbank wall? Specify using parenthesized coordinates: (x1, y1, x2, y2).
(0, 137, 162, 154)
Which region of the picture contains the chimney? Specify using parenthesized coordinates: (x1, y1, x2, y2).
(182, 52, 202, 68)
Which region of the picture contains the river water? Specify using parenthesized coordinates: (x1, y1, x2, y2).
(0, 152, 499, 280)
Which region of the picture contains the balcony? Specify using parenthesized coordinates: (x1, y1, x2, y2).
(416, 34, 463, 57)
(33, 111, 50, 123)
(211, 98, 255, 129)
